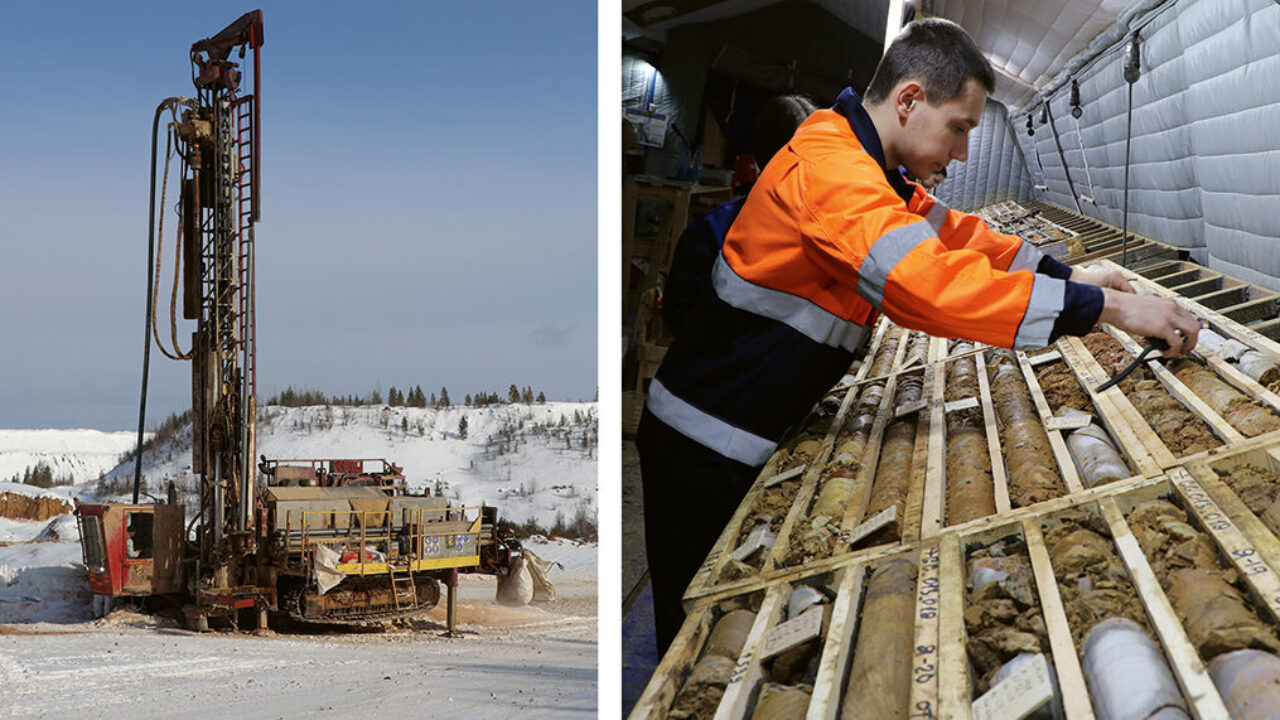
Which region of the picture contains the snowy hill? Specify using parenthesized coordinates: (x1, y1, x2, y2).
(90, 402, 598, 533)
(0, 429, 145, 485)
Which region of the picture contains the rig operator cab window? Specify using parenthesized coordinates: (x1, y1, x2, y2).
(125, 513, 154, 560)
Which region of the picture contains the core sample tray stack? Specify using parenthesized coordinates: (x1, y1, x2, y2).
(632, 249, 1280, 719)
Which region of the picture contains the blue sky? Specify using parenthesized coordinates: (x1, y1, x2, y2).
(0, 1, 598, 430)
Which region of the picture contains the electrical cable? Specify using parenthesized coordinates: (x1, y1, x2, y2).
(1121, 31, 1141, 267)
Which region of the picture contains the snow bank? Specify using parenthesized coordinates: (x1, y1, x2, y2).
(0, 540, 92, 623)
(0, 429, 142, 485)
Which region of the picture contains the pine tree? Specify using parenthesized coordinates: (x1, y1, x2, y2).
(371, 389, 383, 405)
(458, 415, 469, 439)
(508, 384, 520, 404)
(439, 387, 451, 407)
(464, 393, 472, 406)
(388, 386, 399, 406)
(537, 391, 546, 404)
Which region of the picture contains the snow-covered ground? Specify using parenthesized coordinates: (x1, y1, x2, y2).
(0, 535, 596, 718)
(0, 410, 599, 718)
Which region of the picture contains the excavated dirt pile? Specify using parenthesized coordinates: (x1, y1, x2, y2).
(0, 492, 73, 522)
(964, 537, 1050, 693)
(1043, 511, 1151, 647)
(1082, 332, 1221, 456)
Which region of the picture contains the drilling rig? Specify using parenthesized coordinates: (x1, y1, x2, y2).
(75, 11, 514, 632)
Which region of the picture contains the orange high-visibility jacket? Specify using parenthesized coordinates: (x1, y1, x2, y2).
(645, 89, 1100, 466)
(723, 97, 1094, 350)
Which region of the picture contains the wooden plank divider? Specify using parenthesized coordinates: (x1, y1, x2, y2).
(975, 351, 1012, 514)
(715, 584, 789, 720)
(809, 566, 866, 720)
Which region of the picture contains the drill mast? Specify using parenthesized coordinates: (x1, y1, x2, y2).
(182, 10, 263, 594)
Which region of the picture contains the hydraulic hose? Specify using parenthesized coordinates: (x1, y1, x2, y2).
(133, 97, 188, 503)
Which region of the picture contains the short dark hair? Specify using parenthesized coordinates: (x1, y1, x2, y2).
(864, 18, 995, 105)
(752, 94, 818, 166)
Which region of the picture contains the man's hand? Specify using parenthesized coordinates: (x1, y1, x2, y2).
(1098, 290, 1200, 357)
(1071, 267, 1135, 294)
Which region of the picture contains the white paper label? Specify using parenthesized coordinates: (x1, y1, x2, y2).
(944, 397, 979, 413)
(971, 653, 1054, 720)
(1045, 414, 1092, 431)
(759, 604, 824, 660)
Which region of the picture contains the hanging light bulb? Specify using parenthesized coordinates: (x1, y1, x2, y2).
(1070, 79, 1083, 119)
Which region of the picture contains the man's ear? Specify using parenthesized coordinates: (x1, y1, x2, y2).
(896, 82, 925, 119)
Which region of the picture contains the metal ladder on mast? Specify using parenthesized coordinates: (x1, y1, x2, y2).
(234, 97, 257, 402)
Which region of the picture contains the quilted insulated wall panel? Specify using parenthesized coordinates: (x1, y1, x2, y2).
(934, 100, 1034, 212)
(1008, 0, 1280, 283)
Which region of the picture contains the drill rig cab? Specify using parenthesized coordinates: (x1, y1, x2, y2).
(75, 11, 514, 632)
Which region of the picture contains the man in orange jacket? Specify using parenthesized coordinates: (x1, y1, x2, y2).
(638, 17, 1199, 653)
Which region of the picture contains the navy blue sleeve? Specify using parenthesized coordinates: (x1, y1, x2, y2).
(1049, 281, 1103, 342)
(662, 199, 745, 336)
(1037, 254, 1074, 281)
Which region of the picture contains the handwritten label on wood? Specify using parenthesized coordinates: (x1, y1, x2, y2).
(1027, 350, 1062, 366)
(1045, 414, 1092, 432)
(759, 604, 824, 660)
(944, 397, 979, 414)
(848, 506, 897, 546)
(726, 651, 754, 686)
(764, 464, 806, 488)
(1173, 469, 1280, 620)
(971, 653, 1055, 720)
(910, 545, 942, 718)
